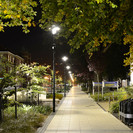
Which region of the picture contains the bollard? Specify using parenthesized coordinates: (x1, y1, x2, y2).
(119, 98, 133, 125)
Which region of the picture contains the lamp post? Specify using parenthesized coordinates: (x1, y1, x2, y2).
(0, 88, 2, 122)
(50, 25, 60, 112)
(62, 56, 69, 97)
(66, 65, 71, 94)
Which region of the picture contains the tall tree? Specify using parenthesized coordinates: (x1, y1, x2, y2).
(39, 0, 133, 63)
(86, 51, 106, 81)
(0, 0, 132, 68)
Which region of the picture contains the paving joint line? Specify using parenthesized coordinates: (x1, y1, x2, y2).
(97, 102, 107, 112)
(36, 93, 67, 133)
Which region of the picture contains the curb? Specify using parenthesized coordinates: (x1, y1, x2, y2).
(36, 96, 66, 133)
(97, 102, 107, 112)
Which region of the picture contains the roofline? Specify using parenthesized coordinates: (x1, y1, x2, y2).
(0, 51, 24, 61)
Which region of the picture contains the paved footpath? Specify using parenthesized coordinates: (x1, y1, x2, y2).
(38, 86, 132, 133)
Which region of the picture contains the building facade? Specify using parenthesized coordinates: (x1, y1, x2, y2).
(0, 51, 24, 78)
(0, 51, 24, 65)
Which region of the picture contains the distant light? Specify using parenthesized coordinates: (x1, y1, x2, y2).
(62, 56, 68, 62)
(44, 76, 49, 80)
(66, 65, 70, 70)
(68, 71, 71, 74)
(70, 73, 74, 82)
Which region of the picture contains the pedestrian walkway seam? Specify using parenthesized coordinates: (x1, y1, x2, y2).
(97, 102, 107, 112)
(36, 96, 66, 133)
(37, 87, 132, 133)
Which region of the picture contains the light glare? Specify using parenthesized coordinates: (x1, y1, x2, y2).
(68, 71, 71, 74)
(62, 56, 68, 62)
(50, 25, 60, 35)
(66, 65, 70, 70)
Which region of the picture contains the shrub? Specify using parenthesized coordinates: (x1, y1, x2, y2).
(46, 93, 52, 99)
(66, 86, 70, 91)
(32, 105, 51, 115)
(109, 101, 119, 113)
(91, 87, 133, 114)
(47, 93, 63, 100)
(125, 86, 133, 97)
(91, 93, 102, 101)
(81, 87, 88, 91)
(56, 93, 63, 100)
(103, 92, 118, 101)
(116, 88, 129, 101)
(0, 105, 51, 133)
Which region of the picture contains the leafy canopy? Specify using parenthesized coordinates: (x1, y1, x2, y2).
(0, 0, 37, 33)
(39, 0, 133, 57)
(0, 0, 133, 67)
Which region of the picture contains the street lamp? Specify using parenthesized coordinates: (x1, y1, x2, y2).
(68, 71, 71, 74)
(62, 56, 68, 62)
(66, 65, 70, 70)
(62, 56, 69, 97)
(50, 25, 60, 112)
(50, 25, 60, 35)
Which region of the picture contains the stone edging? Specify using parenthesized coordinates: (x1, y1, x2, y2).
(36, 96, 66, 133)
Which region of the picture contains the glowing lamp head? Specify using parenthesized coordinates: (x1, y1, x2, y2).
(68, 71, 71, 74)
(66, 65, 70, 70)
(62, 56, 68, 62)
(50, 25, 60, 35)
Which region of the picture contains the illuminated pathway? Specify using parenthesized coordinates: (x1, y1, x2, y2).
(38, 86, 132, 133)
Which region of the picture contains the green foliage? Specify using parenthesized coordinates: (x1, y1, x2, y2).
(55, 93, 63, 100)
(47, 93, 63, 100)
(91, 87, 130, 102)
(81, 87, 88, 92)
(91, 87, 132, 113)
(116, 88, 129, 101)
(0, 60, 50, 110)
(109, 88, 131, 113)
(109, 101, 119, 113)
(0, 0, 132, 62)
(0, 57, 15, 88)
(0, 105, 51, 133)
(56, 86, 70, 93)
(103, 91, 120, 101)
(39, 0, 132, 56)
(32, 105, 51, 115)
(16, 63, 50, 91)
(125, 86, 133, 97)
(31, 85, 45, 92)
(0, 0, 37, 33)
(91, 93, 103, 101)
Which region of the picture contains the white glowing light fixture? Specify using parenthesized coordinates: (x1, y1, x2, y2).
(50, 25, 60, 35)
(66, 65, 70, 70)
(62, 56, 68, 62)
(68, 71, 71, 74)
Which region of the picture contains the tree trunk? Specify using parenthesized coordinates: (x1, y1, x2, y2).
(96, 72, 100, 102)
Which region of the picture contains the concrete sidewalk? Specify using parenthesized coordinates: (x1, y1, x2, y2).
(38, 86, 132, 133)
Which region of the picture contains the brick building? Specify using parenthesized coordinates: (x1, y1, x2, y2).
(0, 51, 24, 65)
(0, 51, 24, 78)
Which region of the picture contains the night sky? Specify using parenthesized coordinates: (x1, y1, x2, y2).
(0, 25, 130, 79)
(0, 26, 73, 64)
(0, 26, 84, 75)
